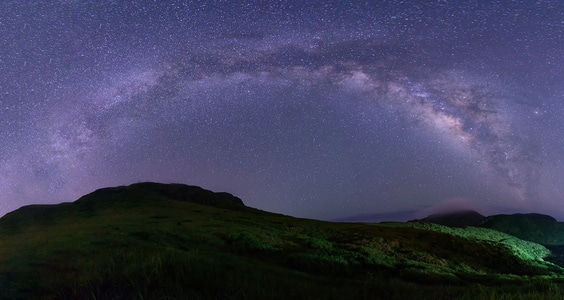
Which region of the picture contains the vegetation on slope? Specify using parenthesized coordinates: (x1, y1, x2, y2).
(416, 210, 564, 269)
(479, 213, 564, 246)
(414, 210, 564, 247)
(0, 183, 563, 299)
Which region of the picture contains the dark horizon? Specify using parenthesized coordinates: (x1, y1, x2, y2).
(3, 180, 564, 224)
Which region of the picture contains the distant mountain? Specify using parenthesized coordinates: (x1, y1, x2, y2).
(412, 210, 486, 227)
(0, 182, 562, 299)
(331, 210, 416, 223)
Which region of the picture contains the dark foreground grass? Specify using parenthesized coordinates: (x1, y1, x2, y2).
(1, 183, 564, 299)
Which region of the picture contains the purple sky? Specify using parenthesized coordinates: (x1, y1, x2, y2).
(1, 1, 563, 220)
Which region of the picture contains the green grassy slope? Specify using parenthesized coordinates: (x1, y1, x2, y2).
(0, 183, 563, 299)
(414, 211, 564, 246)
(479, 214, 564, 246)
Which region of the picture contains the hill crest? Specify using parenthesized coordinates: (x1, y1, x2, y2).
(75, 182, 245, 208)
(0, 182, 245, 232)
(411, 210, 486, 227)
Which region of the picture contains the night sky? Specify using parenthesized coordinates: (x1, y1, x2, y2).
(1, 1, 563, 220)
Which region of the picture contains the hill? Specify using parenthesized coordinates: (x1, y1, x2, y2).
(415, 210, 564, 269)
(414, 209, 564, 243)
(413, 210, 564, 246)
(0, 183, 563, 299)
(413, 210, 486, 227)
(478, 213, 564, 245)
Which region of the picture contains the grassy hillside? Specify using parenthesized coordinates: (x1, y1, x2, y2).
(479, 213, 564, 246)
(414, 211, 564, 247)
(0, 183, 563, 299)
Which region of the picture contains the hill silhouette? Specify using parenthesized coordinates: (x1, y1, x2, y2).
(413, 210, 486, 227)
(0, 183, 563, 299)
(0, 182, 245, 234)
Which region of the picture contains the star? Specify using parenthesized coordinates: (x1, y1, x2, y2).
(0, 1, 563, 220)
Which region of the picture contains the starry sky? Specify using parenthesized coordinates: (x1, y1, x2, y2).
(1, 1, 563, 221)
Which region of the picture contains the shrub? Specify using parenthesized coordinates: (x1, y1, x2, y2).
(225, 232, 272, 253)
